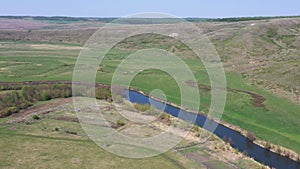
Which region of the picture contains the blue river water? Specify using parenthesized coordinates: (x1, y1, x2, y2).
(125, 90, 300, 169)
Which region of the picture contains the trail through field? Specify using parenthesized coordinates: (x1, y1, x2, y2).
(8, 98, 73, 123)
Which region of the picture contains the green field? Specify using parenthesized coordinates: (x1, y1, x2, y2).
(0, 97, 266, 169)
(0, 16, 300, 161)
(0, 102, 201, 169)
(0, 36, 300, 156)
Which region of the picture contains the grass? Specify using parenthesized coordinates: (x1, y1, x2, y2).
(0, 129, 199, 169)
(0, 44, 76, 81)
(0, 107, 201, 169)
(31, 99, 57, 108)
(178, 145, 262, 169)
(0, 97, 267, 169)
(0, 36, 300, 156)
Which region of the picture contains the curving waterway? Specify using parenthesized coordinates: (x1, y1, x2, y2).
(125, 90, 300, 169)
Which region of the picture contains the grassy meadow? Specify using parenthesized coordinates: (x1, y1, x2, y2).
(0, 102, 201, 169)
(0, 36, 300, 156)
(0, 17, 300, 164)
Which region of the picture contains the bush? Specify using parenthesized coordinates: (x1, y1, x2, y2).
(116, 120, 126, 126)
(32, 115, 40, 120)
(20, 86, 36, 101)
(63, 89, 72, 98)
(65, 130, 77, 135)
(276, 147, 282, 154)
(265, 142, 271, 150)
(134, 103, 150, 112)
(19, 100, 33, 110)
(95, 87, 112, 100)
(40, 91, 51, 101)
(192, 125, 201, 133)
(246, 132, 256, 142)
(0, 108, 12, 117)
(0, 107, 18, 117)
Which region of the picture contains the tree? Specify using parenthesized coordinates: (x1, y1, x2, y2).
(20, 86, 35, 101)
(40, 91, 51, 101)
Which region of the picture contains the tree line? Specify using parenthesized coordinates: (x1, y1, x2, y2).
(0, 83, 112, 117)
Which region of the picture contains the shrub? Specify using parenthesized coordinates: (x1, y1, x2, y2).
(63, 89, 72, 98)
(159, 113, 169, 120)
(32, 115, 40, 120)
(246, 132, 256, 142)
(65, 130, 77, 135)
(0, 108, 12, 117)
(265, 142, 271, 150)
(226, 146, 230, 150)
(19, 100, 33, 110)
(20, 86, 35, 101)
(285, 151, 291, 158)
(192, 125, 201, 133)
(134, 103, 150, 112)
(95, 87, 112, 100)
(276, 147, 282, 154)
(8, 107, 18, 114)
(0, 107, 18, 117)
(40, 91, 51, 101)
(116, 120, 126, 126)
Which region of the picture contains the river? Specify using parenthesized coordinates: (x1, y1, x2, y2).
(125, 90, 300, 169)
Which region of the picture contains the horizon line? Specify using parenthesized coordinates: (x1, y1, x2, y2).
(1, 15, 300, 19)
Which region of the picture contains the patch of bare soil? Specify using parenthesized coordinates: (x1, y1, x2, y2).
(29, 44, 82, 50)
(230, 88, 266, 108)
(8, 98, 73, 123)
(185, 80, 267, 108)
(51, 116, 79, 122)
(185, 152, 210, 164)
(185, 80, 211, 91)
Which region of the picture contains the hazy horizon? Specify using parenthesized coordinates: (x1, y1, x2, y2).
(1, 0, 300, 18)
(1, 15, 300, 19)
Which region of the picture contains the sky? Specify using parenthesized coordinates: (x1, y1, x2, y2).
(1, 0, 300, 18)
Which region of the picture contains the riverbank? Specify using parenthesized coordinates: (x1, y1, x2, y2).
(128, 87, 300, 166)
(0, 80, 299, 167)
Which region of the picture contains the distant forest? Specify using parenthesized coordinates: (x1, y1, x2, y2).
(0, 15, 299, 24)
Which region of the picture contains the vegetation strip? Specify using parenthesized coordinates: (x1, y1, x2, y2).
(1, 80, 299, 165)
